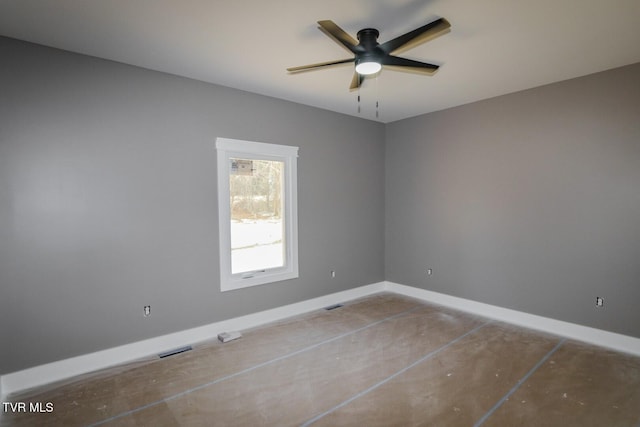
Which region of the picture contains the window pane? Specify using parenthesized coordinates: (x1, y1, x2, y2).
(229, 158, 285, 274)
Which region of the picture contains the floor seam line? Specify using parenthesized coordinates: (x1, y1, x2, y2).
(300, 320, 493, 427)
(473, 337, 567, 427)
(87, 303, 424, 426)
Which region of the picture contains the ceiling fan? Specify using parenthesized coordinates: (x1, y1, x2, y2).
(287, 17, 451, 90)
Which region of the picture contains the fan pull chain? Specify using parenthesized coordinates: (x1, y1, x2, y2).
(357, 85, 361, 114)
(375, 74, 379, 119)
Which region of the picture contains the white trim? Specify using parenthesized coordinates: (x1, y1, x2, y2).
(0, 282, 385, 397)
(3, 281, 640, 398)
(216, 138, 299, 158)
(384, 281, 640, 357)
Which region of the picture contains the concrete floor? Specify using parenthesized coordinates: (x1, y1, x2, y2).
(2, 293, 640, 426)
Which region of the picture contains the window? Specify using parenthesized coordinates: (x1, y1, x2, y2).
(216, 137, 299, 291)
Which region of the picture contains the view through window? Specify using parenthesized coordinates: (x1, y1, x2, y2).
(230, 158, 285, 274)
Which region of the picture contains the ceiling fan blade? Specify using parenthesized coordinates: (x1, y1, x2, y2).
(349, 72, 364, 90)
(287, 58, 355, 73)
(318, 20, 360, 54)
(379, 18, 451, 55)
(381, 55, 440, 75)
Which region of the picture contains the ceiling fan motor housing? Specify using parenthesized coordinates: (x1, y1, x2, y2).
(356, 28, 380, 49)
(356, 28, 383, 67)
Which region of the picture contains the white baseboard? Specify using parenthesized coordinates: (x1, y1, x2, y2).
(3, 280, 639, 399)
(0, 282, 386, 398)
(384, 281, 640, 356)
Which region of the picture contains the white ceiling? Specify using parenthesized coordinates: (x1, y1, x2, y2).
(1, 0, 639, 123)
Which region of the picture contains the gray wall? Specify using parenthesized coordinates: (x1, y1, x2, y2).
(386, 62, 640, 338)
(2, 34, 639, 377)
(0, 37, 385, 375)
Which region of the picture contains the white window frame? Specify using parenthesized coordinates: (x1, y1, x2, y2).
(216, 137, 299, 292)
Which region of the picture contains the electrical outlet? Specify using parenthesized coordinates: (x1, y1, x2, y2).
(331, 270, 336, 278)
(427, 268, 433, 276)
(596, 297, 604, 307)
(144, 305, 151, 317)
